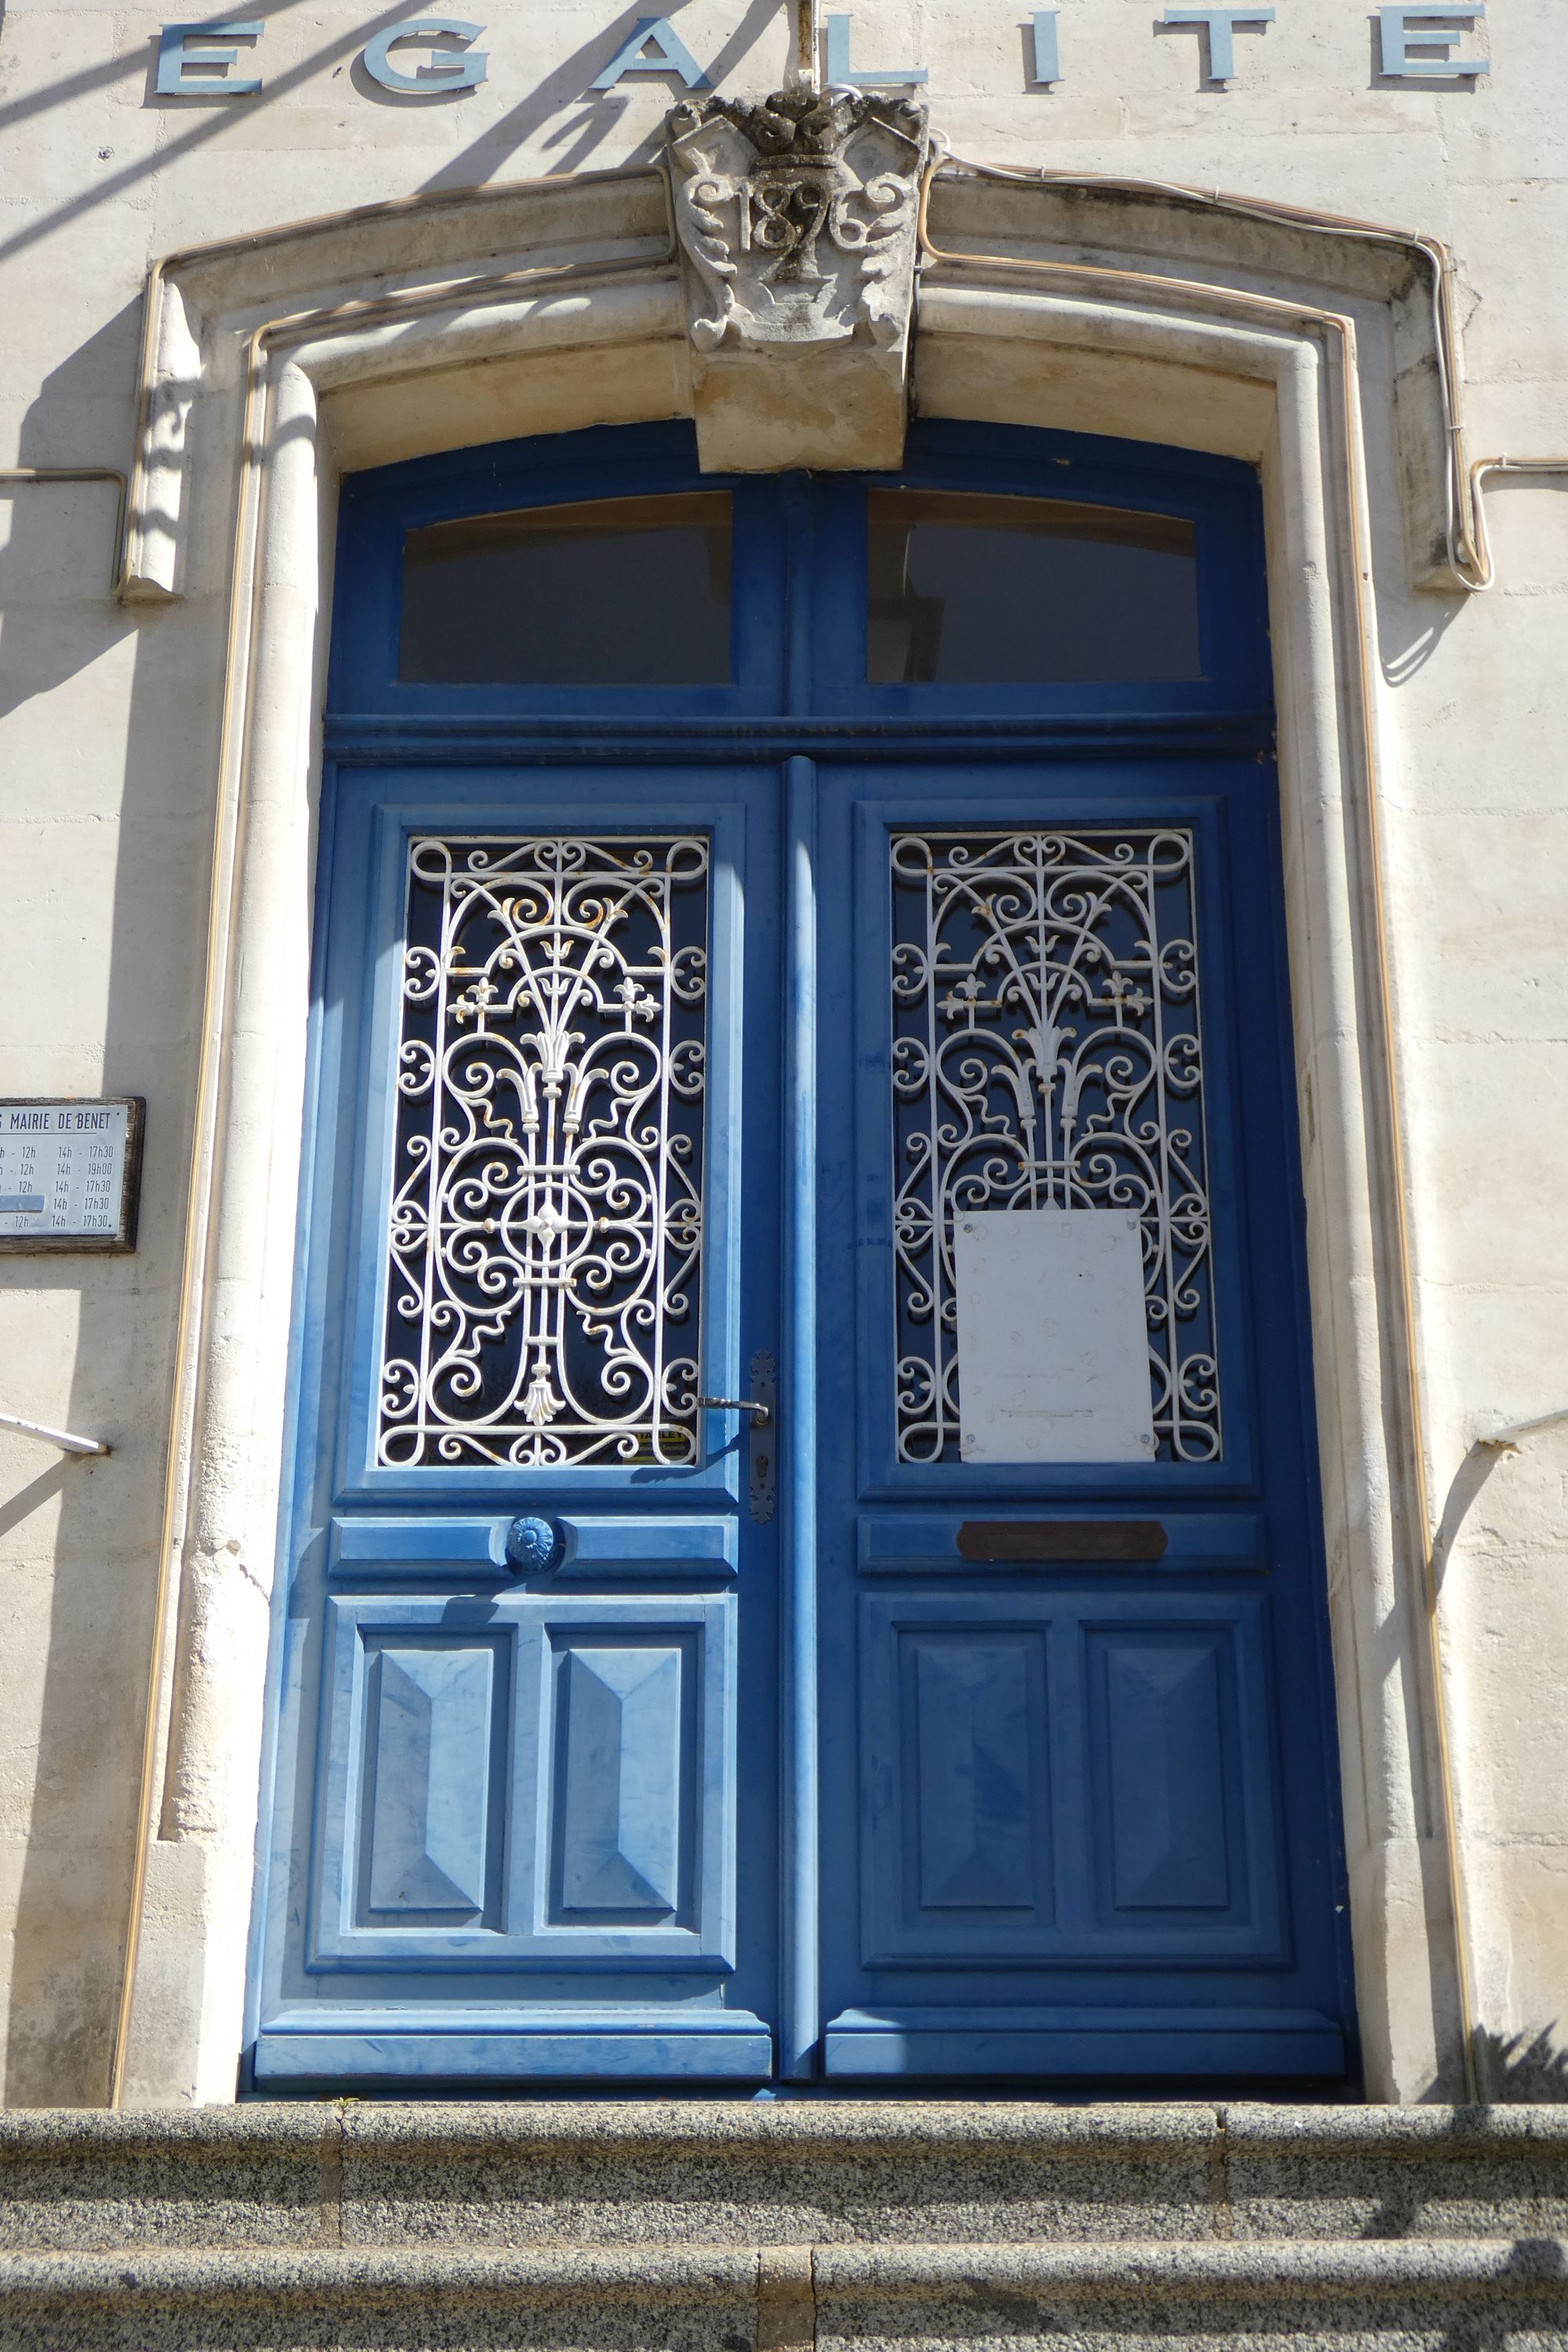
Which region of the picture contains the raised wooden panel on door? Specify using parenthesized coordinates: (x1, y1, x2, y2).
(1080, 1604, 1284, 1954)
(861, 1597, 1055, 1965)
(548, 1637, 692, 1925)
(911, 1632, 1048, 1915)
(859, 1592, 1285, 1967)
(1091, 1630, 1231, 1912)
(308, 1592, 735, 1971)
(365, 1641, 503, 1921)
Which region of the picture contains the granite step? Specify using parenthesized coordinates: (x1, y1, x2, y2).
(3, 2103, 1568, 2349)
(5, 2103, 1568, 2252)
(4, 2237, 1568, 2350)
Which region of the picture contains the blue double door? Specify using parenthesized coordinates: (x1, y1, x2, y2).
(249, 423, 1355, 2090)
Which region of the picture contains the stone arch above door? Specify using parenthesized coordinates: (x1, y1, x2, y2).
(122, 151, 1463, 602)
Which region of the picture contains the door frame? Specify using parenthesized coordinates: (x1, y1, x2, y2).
(113, 211, 1456, 2105)
(248, 428, 1350, 2094)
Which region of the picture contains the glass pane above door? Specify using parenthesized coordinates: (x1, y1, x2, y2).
(866, 489, 1201, 684)
(399, 492, 733, 685)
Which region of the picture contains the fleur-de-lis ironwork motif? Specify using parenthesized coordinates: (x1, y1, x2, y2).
(379, 834, 709, 1468)
(891, 827, 1221, 1465)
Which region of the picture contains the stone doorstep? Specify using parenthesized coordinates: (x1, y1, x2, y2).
(4, 2103, 1568, 2259)
(9, 2100, 1568, 2157)
(1, 2239, 1568, 2321)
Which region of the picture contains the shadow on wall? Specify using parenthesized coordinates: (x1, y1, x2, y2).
(416, 0, 782, 192)
(0, 0, 783, 276)
(0, 284, 233, 2100)
(1476, 2025, 1568, 2102)
(0, 308, 142, 717)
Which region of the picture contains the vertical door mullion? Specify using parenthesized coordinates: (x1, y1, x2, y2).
(780, 752, 819, 2078)
(779, 472, 820, 2077)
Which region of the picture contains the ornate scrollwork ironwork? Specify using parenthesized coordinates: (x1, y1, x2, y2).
(890, 827, 1221, 1465)
(377, 835, 709, 1469)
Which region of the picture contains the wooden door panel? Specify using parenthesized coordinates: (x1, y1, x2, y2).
(310, 1592, 735, 1972)
(817, 758, 1348, 2082)
(364, 1639, 504, 1920)
(858, 1592, 1281, 1968)
(325, 1513, 739, 1581)
(1092, 1630, 1233, 1911)
(253, 428, 1352, 2091)
(909, 1631, 1046, 1913)
(548, 1635, 691, 1921)
(251, 763, 778, 2082)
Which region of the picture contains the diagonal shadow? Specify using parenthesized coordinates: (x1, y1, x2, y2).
(1475, 2024, 1568, 2101)
(420, 0, 783, 193)
(2, 0, 786, 275)
(0, 1455, 73, 1544)
(1428, 1438, 1509, 1595)
(0, 0, 434, 271)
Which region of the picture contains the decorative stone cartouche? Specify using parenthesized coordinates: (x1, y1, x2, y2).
(665, 82, 930, 470)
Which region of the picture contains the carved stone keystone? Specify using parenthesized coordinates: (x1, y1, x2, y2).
(665, 84, 930, 471)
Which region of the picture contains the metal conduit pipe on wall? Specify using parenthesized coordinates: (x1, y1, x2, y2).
(925, 155, 1568, 592)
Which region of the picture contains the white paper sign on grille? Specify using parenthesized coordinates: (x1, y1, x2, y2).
(953, 1208, 1157, 1465)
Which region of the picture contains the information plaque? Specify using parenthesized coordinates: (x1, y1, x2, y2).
(0, 1099, 144, 1254)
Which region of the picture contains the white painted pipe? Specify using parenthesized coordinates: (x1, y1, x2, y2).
(0, 1409, 110, 1457)
(1473, 1406, 1568, 1453)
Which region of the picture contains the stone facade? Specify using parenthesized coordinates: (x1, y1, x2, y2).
(1, 0, 1567, 2122)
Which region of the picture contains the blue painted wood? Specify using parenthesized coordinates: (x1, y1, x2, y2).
(909, 1634, 1045, 1914)
(820, 2007, 1345, 2079)
(1098, 1633, 1230, 1910)
(308, 1591, 735, 1971)
(855, 1512, 1268, 1572)
(555, 1519, 739, 1578)
(325, 716, 1269, 759)
(808, 424, 1271, 728)
(325, 1516, 739, 1578)
(814, 730, 1352, 2075)
(330, 423, 790, 728)
(366, 1644, 497, 1915)
(552, 1642, 686, 1916)
(249, 417, 1354, 2092)
(779, 754, 820, 2082)
(857, 1592, 1279, 1966)
(506, 1517, 562, 1575)
(254, 2024, 775, 2083)
(328, 1517, 513, 1573)
(252, 754, 781, 2075)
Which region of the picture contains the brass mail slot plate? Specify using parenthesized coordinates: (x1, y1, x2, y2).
(956, 1519, 1169, 1563)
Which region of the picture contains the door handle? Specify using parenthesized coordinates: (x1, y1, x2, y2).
(699, 1351, 776, 1525)
(697, 1394, 772, 1428)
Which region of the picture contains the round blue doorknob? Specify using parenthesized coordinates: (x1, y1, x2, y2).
(505, 1514, 561, 1573)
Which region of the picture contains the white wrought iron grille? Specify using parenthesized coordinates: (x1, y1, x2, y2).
(891, 826, 1221, 1464)
(378, 835, 709, 1468)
